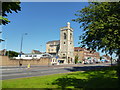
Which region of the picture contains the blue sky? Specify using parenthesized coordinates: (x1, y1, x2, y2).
(2, 2, 88, 52)
(1, 2, 117, 58)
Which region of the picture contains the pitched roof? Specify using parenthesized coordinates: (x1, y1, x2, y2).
(74, 47, 98, 53)
(31, 50, 42, 54)
(46, 40, 60, 44)
(102, 55, 111, 60)
(74, 47, 84, 51)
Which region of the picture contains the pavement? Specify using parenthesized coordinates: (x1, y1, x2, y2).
(0, 62, 116, 80)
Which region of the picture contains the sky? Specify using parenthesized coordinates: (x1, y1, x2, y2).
(1, 2, 117, 58)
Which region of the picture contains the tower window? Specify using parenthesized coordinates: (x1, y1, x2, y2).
(70, 33, 72, 40)
(64, 42, 65, 44)
(64, 33, 67, 39)
(63, 54, 65, 56)
(51, 49, 53, 51)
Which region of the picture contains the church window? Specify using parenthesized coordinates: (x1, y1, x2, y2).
(70, 33, 72, 40)
(64, 33, 67, 39)
(64, 42, 65, 44)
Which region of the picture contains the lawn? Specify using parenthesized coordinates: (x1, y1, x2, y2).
(2, 66, 119, 89)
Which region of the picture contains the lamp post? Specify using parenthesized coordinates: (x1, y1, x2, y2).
(0, 31, 5, 43)
(19, 33, 28, 57)
(4, 38, 7, 56)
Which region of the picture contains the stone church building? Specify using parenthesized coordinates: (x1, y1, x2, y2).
(46, 22, 74, 64)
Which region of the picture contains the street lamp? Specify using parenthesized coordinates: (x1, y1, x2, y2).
(19, 33, 28, 57)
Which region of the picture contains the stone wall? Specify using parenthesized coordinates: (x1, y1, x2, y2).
(0, 56, 51, 66)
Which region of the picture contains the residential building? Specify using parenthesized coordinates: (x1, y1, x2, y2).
(74, 47, 100, 62)
(46, 40, 60, 56)
(102, 55, 111, 60)
(74, 47, 84, 61)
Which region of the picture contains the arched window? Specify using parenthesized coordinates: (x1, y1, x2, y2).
(64, 33, 66, 39)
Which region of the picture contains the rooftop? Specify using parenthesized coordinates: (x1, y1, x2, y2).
(31, 50, 42, 54)
(74, 47, 84, 51)
(46, 40, 60, 44)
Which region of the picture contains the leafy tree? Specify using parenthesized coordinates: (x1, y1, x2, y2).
(75, 55, 79, 64)
(5, 50, 19, 58)
(100, 57, 103, 60)
(0, 1, 21, 25)
(56, 44, 60, 54)
(72, 2, 120, 81)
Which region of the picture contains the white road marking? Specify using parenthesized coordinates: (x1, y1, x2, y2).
(2, 69, 62, 77)
(2, 73, 29, 76)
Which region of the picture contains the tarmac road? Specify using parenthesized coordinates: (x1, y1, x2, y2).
(0, 63, 114, 80)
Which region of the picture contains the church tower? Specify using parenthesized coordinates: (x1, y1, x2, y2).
(58, 22, 74, 64)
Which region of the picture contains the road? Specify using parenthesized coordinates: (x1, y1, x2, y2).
(0, 63, 114, 80)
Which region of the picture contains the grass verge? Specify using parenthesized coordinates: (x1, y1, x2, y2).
(2, 66, 119, 89)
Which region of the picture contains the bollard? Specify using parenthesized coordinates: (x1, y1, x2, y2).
(27, 63, 30, 69)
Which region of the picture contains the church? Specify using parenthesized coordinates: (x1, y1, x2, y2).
(46, 22, 74, 64)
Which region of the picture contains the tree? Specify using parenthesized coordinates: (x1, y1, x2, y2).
(0, 1, 21, 25)
(100, 57, 103, 60)
(72, 2, 120, 82)
(5, 50, 19, 58)
(75, 55, 79, 64)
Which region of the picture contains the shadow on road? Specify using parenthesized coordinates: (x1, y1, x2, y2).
(64, 66, 108, 72)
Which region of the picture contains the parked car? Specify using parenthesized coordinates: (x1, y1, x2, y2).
(100, 59, 108, 63)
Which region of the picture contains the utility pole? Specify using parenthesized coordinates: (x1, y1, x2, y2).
(4, 38, 7, 56)
(19, 33, 28, 58)
(19, 33, 27, 67)
(111, 54, 113, 66)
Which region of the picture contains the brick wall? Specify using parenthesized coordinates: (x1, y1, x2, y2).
(0, 56, 51, 66)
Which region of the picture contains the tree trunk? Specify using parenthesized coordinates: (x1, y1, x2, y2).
(110, 57, 113, 66)
(117, 55, 120, 87)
